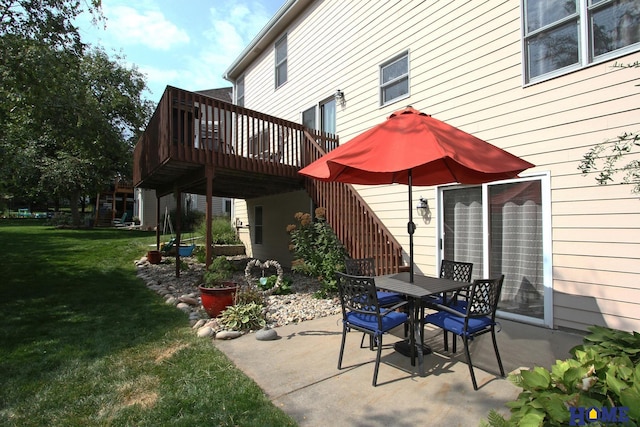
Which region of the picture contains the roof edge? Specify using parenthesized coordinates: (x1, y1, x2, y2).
(223, 0, 312, 82)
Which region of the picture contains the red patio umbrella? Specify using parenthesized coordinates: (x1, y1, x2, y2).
(298, 106, 534, 282)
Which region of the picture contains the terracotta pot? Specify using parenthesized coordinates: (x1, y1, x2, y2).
(199, 283, 238, 318)
(147, 250, 162, 264)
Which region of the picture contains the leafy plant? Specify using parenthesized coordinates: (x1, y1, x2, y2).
(202, 256, 235, 288)
(197, 216, 241, 245)
(257, 274, 293, 295)
(193, 245, 206, 263)
(579, 62, 640, 194)
(286, 207, 347, 298)
(483, 325, 640, 426)
(235, 286, 265, 306)
(219, 303, 266, 331)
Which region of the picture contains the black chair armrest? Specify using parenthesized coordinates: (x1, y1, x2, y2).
(429, 302, 466, 317)
(380, 300, 408, 316)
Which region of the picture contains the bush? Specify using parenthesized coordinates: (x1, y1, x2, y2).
(286, 207, 347, 298)
(163, 208, 204, 232)
(219, 303, 266, 331)
(202, 256, 235, 287)
(483, 325, 640, 427)
(196, 216, 241, 245)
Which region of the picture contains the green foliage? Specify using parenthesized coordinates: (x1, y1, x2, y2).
(192, 245, 206, 263)
(579, 62, 640, 194)
(196, 216, 241, 244)
(579, 131, 640, 194)
(235, 286, 265, 306)
(287, 208, 347, 298)
(163, 207, 204, 233)
(258, 275, 293, 295)
(219, 303, 266, 331)
(483, 325, 640, 427)
(1, 1, 153, 225)
(202, 256, 235, 287)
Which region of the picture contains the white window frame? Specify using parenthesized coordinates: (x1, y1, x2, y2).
(436, 172, 553, 328)
(253, 205, 263, 245)
(236, 75, 244, 107)
(379, 51, 410, 106)
(522, 0, 640, 84)
(275, 34, 288, 89)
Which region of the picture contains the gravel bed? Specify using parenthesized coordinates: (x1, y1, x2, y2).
(135, 255, 341, 330)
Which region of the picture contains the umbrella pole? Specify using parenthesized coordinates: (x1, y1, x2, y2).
(408, 170, 415, 283)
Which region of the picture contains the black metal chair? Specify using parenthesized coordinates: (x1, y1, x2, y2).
(336, 272, 408, 386)
(421, 260, 473, 347)
(434, 259, 474, 305)
(344, 257, 404, 306)
(422, 275, 505, 390)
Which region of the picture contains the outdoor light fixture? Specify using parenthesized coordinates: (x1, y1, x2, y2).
(334, 89, 345, 106)
(417, 197, 429, 216)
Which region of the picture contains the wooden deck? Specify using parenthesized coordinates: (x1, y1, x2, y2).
(133, 86, 337, 198)
(134, 86, 405, 275)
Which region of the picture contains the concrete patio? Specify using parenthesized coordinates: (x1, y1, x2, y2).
(214, 314, 585, 427)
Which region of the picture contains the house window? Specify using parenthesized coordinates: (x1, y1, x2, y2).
(236, 75, 244, 107)
(302, 106, 316, 130)
(223, 198, 232, 215)
(275, 34, 288, 88)
(380, 51, 409, 105)
(320, 98, 336, 135)
(523, 0, 640, 82)
(439, 175, 551, 327)
(254, 205, 263, 244)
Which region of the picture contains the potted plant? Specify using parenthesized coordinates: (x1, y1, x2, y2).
(198, 256, 238, 318)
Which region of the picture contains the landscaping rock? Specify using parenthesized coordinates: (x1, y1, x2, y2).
(255, 327, 278, 341)
(179, 296, 198, 305)
(197, 326, 214, 337)
(192, 319, 206, 329)
(216, 330, 242, 340)
(176, 302, 191, 312)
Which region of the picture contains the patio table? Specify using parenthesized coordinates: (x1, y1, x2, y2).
(375, 272, 469, 376)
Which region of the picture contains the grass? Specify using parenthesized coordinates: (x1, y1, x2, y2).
(0, 220, 297, 426)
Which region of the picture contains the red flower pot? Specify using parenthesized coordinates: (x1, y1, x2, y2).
(147, 250, 162, 264)
(199, 283, 238, 318)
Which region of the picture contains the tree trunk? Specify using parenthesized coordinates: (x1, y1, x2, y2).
(69, 189, 81, 227)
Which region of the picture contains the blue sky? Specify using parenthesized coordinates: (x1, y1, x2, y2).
(77, 0, 286, 101)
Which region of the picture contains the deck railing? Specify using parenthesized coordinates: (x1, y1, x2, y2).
(134, 86, 405, 275)
(302, 131, 405, 275)
(134, 86, 339, 184)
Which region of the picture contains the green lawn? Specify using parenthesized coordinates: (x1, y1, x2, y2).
(0, 221, 296, 426)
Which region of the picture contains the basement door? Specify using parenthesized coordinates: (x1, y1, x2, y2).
(438, 175, 552, 327)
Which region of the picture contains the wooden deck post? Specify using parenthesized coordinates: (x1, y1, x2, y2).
(205, 166, 214, 268)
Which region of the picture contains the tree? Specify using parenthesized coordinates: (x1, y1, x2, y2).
(578, 62, 640, 194)
(1, 1, 153, 224)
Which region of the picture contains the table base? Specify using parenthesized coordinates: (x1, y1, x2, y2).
(393, 340, 432, 358)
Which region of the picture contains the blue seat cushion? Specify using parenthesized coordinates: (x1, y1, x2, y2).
(424, 311, 493, 336)
(377, 291, 404, 306)
(346, 310, 408, 333)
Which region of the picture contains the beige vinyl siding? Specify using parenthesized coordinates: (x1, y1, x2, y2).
(242, 191, 313, 266)
(235, 0, 640, 332)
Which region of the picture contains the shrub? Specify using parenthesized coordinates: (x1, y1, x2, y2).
(196, 216, 241, 245)
(286, 207, 347, 298)
(202, 256, 235, 287)
(219, 303, 266, 331)
(163, 208, 204, 232)
(483, 325, 640, 427)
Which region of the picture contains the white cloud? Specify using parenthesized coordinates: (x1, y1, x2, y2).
(179, 2, 273, 90)
(105, 5, 190, 51)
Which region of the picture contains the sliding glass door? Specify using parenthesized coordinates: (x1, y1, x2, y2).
(439, 175, 551, 326)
